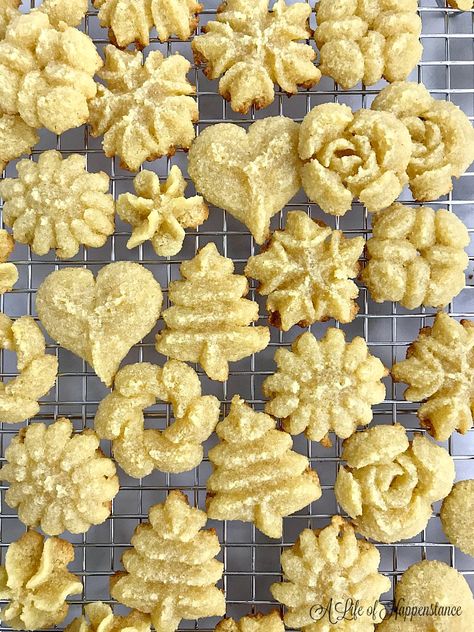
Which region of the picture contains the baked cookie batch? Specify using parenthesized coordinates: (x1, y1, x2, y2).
(1, 1, 474, 631)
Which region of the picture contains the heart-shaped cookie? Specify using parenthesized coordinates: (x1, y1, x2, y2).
(188, 116, 302, 244)
(36, 262, 162, 386)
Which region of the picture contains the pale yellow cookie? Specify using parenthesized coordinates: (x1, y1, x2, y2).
(0, 114, 39, 172)
(270, 516, 391, 631)
(263, 329, 387, 445)
(95, 360, 220, 478)
(299, 104, 412, 215)
(156, 243, 270, 381)
(39, 0, 89, 27)
(361, 203, 470, 309)
(315, 0, 422, 90)
(66, 602, 151, 632)
(448, 0, 473, 10)
(0, 530, 82, 631)
(0, 151, 115, 259)
(117, 166, 208, 257)
(36, 262, 162, 387)
(188, 117, 302, 244)
(0, 0, 19, 39)
(0, 312, 58, 423)
(215, 612, 284, 632)
(0, 229, 18, 295)
(378, 560, 474, 632)
(207, 395, 321, 538)
(441, 480, 474, 557)
(1, 417, 119, 535)
(245, 211, 364, 330)
(192, 0, 320, 114)
(335, 424, 455, 543)
(111, 490, 225, 632)
(94, 0, 202, 48)
(372, 81, 474, 201)
(89, 46, 198, 172)
(392, 312, 474, 441)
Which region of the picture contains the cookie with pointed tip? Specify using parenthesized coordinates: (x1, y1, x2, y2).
(65, 602, 151, 632)
(36, 262, 162, 387)
(215, 611, 284, 632)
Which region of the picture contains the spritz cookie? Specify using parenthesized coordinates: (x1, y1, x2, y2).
(0, 0, 19, 39)
(245, 211, 364, 330)
(0, 114, 39, 172)
(0, 230, 18, 295)
(335, 424, 455, 543)
(66, 602, 151, 632)
(299, 104, 412, 215)
(440, 480, 474, 557)
(192, 0, 320, 114)
(215, 612, 284, 632)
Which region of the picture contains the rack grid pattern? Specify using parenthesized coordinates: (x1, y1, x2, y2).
(1, 0, 474, 630)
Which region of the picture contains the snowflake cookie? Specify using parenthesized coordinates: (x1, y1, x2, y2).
(335, 424, 455, 543)
(66, 602, 151, 632)
(192, 0, 320, 114)
(215, 612, 284, 632)
(391, 312, 474, 441)
(263, 329, 387, 445)
(0, 230, 18, 296)
(440, 480, 474, 558)
(245, 210, 365, 330)
(361, 203, 470, 309)
(88, 46, 198, 172)
(299, 103, 412, 215)
(117, 166, 208, 257)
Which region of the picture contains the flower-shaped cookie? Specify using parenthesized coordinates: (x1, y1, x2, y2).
(299, 104, 412, 215)
(361, 203, 470, 310)
(88, 46, 198, 172)
(188, 117, 302, 244)
(111, 491, 225, 632)
(207, 396, 321, 538)
(94, 0, 202, 48)
(0, 229, 18, 295)
(0, 151, 115, 259)
(0, 313, 58, 423)
(94, 360, 220, 478)
(440, 480, 474, 557)
(378, 560, 474, 632)
(156, 243, 270, 381)
(335, 424, 455, 543)
(392, 313, 474, 441)
(263, 329, 387, 445)
(245, 211, 365, 330)
(36, 262, 162, 387)
(1, 417, 119, 535)
(66, 602, 151, 632)
(0, 114, 39, 172)
(192, 0, 320, 114)
(372, 81, 474, 201)
(0, 530, 82, 630)
(315, 0, 422, 89)
(270, 516, 391, 632)
(117, 166, 208, 257)
(216, 612, 284, 632)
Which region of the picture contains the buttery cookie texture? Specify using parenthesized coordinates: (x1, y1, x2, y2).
(0, 151, 115, 258)
(0, 530, 82, 630)
(392, 312, 474, 441)
(215, 612, 284, 632)
(88, 46, 198, 172)
(0, 114, 39, 173)
(245, 211, 364, 330)
(372, 81, 474, 201)
(188, 117, 301, 244)
(440, 480, 474, 557)
(335, 424, 455, 543)
(0, 229, 18, 295)
(0, 312, 58, 423)
(1, 417, 119, 536)
(361, 203, 469, 309)
(94, 0, 202, 48)
(117, 166, 208, 257)
(66, 602, 151, 632)
(299, 104, 412, 215)
(111, 491, 225, 632)
(94, 360, 220, 478)
(156, 243, 270, 381)
(192, 0, 320, 114)
(270, 516, 391, 632)
(378, 560, 474, 632)
(206, 395, 321, 538)
(263, 329, 387, 445)
(315, 0, 422, 90)
(0, 0, 19, 39)
(36, 262, 162, 387)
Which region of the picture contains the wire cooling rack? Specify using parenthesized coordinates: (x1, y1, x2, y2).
(1, 0, 473, 630)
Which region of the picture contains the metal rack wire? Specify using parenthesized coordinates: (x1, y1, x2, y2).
(0, 0, 473, 629)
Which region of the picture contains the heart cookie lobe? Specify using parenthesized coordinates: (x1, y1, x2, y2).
(188, 117, 302, 245)
(36, 262, 162, 386)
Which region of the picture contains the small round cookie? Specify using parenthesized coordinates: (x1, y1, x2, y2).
(441, 480, 474, 557)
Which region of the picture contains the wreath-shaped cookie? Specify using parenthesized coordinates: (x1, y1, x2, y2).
(94, 360, 220, 478)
